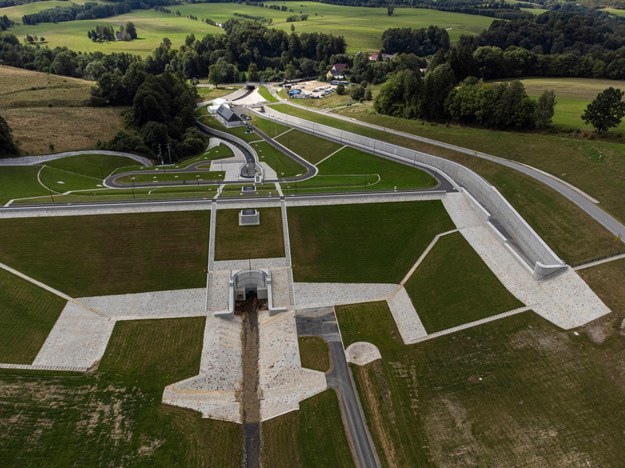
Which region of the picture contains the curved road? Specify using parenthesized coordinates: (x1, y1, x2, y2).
(266, 85, 625, 240)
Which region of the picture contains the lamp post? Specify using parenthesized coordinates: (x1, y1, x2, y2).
(196, 174, 200, 187)
(131, 177, 136, 200)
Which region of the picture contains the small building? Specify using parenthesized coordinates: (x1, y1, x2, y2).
(369, 52, 395, 61)
(208, 97, 228, 114)
(326, 63, 349, 80)
(216, 104, 244, 128)
(239, 209, 260, 226)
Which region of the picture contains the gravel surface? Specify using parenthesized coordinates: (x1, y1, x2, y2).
(345, 342, 382, 366)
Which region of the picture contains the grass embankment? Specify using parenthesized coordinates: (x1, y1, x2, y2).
(261, 389, 355, 467)
(273, 104, 625, 264)
(288, 201, 455, 283)
(404, 232, 523, 332)
(0, 65, 125, 154)
(253, 116, 290, 138)
(251, 141, 308, 178)
(298, 337, 330, 372)
(336, 301, 625, 466)
(214, 208, 285, 260)
(196, 86, 235, 101)
(116, 170, 225, 184)
(0, 211, 210, 296)
(282, 147, 437, 194)
(258, 86, 279, 103)
(275, 128, 342, 164)
(0, 269, 66, 364)
(0, 317, 242, 466)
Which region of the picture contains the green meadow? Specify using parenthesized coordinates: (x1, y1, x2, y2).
(4, 1, 494, 55)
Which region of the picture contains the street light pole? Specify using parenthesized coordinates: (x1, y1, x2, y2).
(131, 177, 136, 200)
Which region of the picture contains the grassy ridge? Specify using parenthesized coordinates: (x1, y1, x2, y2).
(0, 211, 210, 296)
(288, 201, 455, 283)
(0, 317, 242, 466)
(261, 389, 355, 467)
(214, 208, 285, 260)
(404, 232, 523, 332)
(0, 268, 66, 364)
(336, 302, 625, 466)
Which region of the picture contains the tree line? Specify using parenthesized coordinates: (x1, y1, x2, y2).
(87, 22, 137, 42)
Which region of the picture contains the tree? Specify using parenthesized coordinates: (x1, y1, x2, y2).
(0, 114, 19, 157)
(534, 90, 556, 129)
(125, 21, 137, 40)
(387, 6, 394, 16)
(336, 83, 345, 95)
(582, 87, 625, 134)
(208, 58, 237, 87)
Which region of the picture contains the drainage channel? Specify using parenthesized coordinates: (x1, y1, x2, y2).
(240, 298, 261, 468)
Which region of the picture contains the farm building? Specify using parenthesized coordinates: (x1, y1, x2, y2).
(326, 63, 349, 80)
(216, 104, 244, 128)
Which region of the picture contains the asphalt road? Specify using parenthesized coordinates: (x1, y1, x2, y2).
(269, 86, 625, 240)
(296, 307, 380, 468)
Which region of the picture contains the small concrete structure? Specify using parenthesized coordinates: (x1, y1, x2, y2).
(233, 269, 268, 301)
(239, 208, 260, 226)
(345, 342, 382, 366)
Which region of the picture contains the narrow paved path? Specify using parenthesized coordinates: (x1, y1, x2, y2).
(266, 85, 625, 240)
(241, 299, 261, 468)
(0, 150, 152, 167)
(296, 308, 380, 468)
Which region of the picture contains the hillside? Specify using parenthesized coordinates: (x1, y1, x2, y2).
(0, 66, 125, 155)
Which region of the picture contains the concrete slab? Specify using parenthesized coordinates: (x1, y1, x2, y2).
(78, 288, 206, 320)
(387, 287, 428, 343)
(258, 310, 327, 421)
(293, 282, 396, 309)
(33, 302, 115, 369)
(345, 342, 381, 366)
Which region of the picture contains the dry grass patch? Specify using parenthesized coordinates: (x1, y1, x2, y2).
(214, 208, 285, 261)
(0, 66, 125, 155)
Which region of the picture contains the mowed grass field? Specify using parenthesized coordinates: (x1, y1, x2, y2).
(252, 140, 308, 178)
(176, 1, 495, 51)
(261, 389, 355, 467)
(288, 201, 455, 283)
(0, 268, 66, 364)
(0, 65, 125, 154)
(282, 146, 437, 194)
(0, 211, 210, 296)
(298, 336, 330, 372)
(214, 207, 285, 260)
(7, 8, 222, 56)
(275, 128, 342, 165)
(336, 302, 625, 466)
(0, 317, 242, 466)
(404, 232, 523, 332)
(271, 104, 625, 263)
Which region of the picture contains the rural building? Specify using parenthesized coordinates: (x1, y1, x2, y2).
(368, 52, 395, 61)
(326, 63, 349, 80)
(216, 104, 244, 128)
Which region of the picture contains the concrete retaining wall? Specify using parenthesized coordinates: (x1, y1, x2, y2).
(263, 107, 566, 279)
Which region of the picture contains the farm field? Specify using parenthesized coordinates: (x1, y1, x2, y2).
(0, 211, 210, 296)
(0, 65, 125, 154)
(7, 9, 222, 56)
(0, 317, 242, 466)
(0, 268, 66, 364)
(261, 390, 355, 467)
(298, 336, 330, 373)
(336, 302, 625, 466)
(175, 1, 495, 51)
(404, 232, 523, 332)
(3, 1, 494, 54)
(269, 103, 625, 264)
(288, 201, 455, 283)
(282, 146, 437, 194)
(214, 208, 285, 260)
